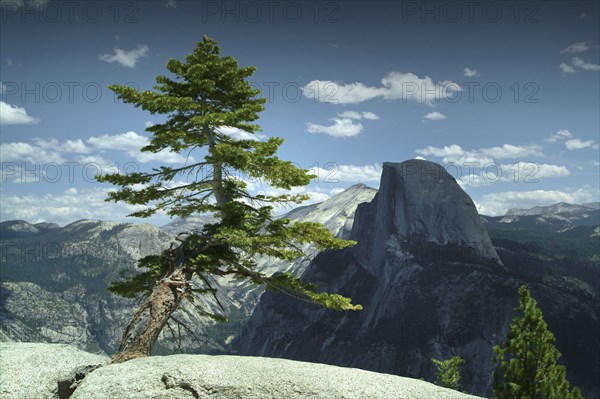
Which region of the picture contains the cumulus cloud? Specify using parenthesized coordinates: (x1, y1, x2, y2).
(302, 72, 461, 106)
(337, 111, 380, 120)
(457, 162, 570, 188)
(380, 72, 462, 106)
(0, 101, 39, 125)
(416, 144, 543, 164)
(0, 187, 152, 226)
(217, 126, 267, 141)
(423, 111, 446, 121)
(312, 163, 382, 183)
(571, 57, 600, 71)
(416, 144, 550, 185)
(559, 63, 576, 74)
(416, 144, 465, 159)
(88, 131, 192, 163)
(565, 138, 598, 150)
(545, 129, 572, 142)
(463, 67, 479, 77)
(302, 80, 385, 104)
(306, 111, 380, 138)
(479, 144, 544, 159)
(0, 142, 63, 163)
(560, 41, 592, 54)
(0, 137, 91, 164)
(99, 45, 149, 68)
(306, 118, 363, 138)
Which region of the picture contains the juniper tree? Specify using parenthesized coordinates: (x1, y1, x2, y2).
(493, 285, 584, 399)
(98, 36, 361, 364)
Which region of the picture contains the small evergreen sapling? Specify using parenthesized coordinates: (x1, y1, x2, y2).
(431, 356, 465, 391)
(493, 285, 584, 399)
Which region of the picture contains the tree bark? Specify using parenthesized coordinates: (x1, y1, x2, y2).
(111, 127, 227, 364)
(111, 267, 192, 364)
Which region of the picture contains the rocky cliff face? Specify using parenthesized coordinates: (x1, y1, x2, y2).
(0, 220, 172, 355)
(236, 160, 599, 398)
(351, 161, 502, 268)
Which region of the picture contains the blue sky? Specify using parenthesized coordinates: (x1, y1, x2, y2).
(1, 0, 599, 226)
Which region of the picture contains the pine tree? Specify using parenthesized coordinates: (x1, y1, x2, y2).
(432, 356, 464, 391)
(493, 285, 584, 399)
(98, 36, 361, 364)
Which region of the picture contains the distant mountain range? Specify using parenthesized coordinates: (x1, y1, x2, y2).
(1, 168, 598, 398)
(0, 184, 376, 356)
(483, 201, 600, 232)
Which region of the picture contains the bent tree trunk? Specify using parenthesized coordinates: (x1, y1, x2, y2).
(111, 267, 192, 364)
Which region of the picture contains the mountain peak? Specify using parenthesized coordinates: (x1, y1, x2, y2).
(353, 160, 501, 265)
(505, 202, 596, 216)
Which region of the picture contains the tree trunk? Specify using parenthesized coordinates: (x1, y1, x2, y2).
(111, 267, 192, 364)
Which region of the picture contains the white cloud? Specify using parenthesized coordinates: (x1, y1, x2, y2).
(463, 67, 479, 77)
(88, 131, 145, 152)
(565, 138, 597, 150)
(164, 0, 176, 7)
(302, 80, 385, 104)
(217, 126, 267, 141)
(337, 111, 380, 120)
(423, 111, 446, 121)
(306, 118, 363, 138)
(416, 144, 465, 159)
(559, 63, 576, 74)
(571, 57, 600, 71)
(0, 187, 151, 225)
(99, 45, 149, 68)
(0, 137, 92, 166)
(458, 162, 570, 188)
(474, 188, 598, 216)
(415, 144, 543, 162)
(416, 144, 545, 169)
(380, 72, 462, 106)
(306, 111, 380, 138)
(88, 131, 192, 163)
(0, 142, 63, 163)
(302, 72, 461, 106)
(545, 129, 572, 142)
(479, 144, 543, 159)
(144, 121, 155, 128)
(0, 101, 39, 125)
(77, 155, 119, 175)
(312, 163, 382, 183)
(63, 139, 89, 153)
(560, 41, 592, 54)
